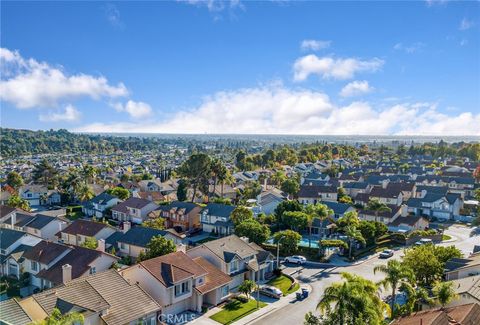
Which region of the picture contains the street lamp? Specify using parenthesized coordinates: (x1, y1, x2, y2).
(276, 235, 285, 269)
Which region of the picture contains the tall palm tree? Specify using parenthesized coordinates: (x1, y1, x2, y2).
(399, 282, 433, 315)
(210, 158, 224, 197)
(76, 184, 94, 202)
(317, 272, 388, 325)
(304, 203, 333, 247)
(374, 260, 414, 317)
(433, 281, 458, 309)
(217, 167, 233, 198)
(366, 199, 392, 223)
(345, 225, 365, 259)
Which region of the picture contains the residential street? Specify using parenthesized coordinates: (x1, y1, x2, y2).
(251, 224, 479, 325)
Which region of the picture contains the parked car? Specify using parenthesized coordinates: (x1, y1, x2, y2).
(415, 238, 433, 246)
(259, 285, 282, 299)
(379, 249, 394, 259)
(284, 255, 307, 265)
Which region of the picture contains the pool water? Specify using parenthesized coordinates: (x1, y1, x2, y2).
(266, 237, 320, 249)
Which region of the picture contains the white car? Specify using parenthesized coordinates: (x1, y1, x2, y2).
(284, 255, 307, 265)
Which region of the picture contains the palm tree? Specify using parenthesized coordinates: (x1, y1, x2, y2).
(304, 203, 333, 247)
(210, 158, 225, 197)
(317, 272, 388, 325)
(399, 282, 433, 315)
(345, 225, 365, 259)
(433, 281, 458, 308)
(366, 199, 392, 223)
(76, 184, 94, 202)
(374, 260, 414, 317)
(218, 167, 233, 198)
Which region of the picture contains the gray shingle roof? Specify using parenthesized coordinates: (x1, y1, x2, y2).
(117, 226, 167, 247)
(0, 299, 32, 325)
(0, 228, 26, 250)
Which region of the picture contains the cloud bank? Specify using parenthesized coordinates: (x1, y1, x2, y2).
(76, 85, 480, 136)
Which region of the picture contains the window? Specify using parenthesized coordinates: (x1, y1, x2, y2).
(31, 261, 38, 271)
(229, 260, 239, 273)
(89, 267, 96, 274)
(221, 285, 229, 297)
(174, 281, 190, 297)
(0, 249, 6, 255)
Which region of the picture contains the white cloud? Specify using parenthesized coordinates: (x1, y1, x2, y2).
(425, 0, 449, 7)
(293, 55, 384, 81)
(0, 48, 128, 109)
(111, 100, 153, 119)
(459, 18, 475, 31)
(300, 40, 331, 51)
(339, 80, 373, 97)
(39, 104, 81, 122)
(104, 3, 125, 29)
(393, 42, 425, 54)
(75, 85, 480, 135)
(180, 0, 244, 13)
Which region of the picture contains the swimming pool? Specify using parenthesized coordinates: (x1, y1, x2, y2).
(266, 236, 320, 249)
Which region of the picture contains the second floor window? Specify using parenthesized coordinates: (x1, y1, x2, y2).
(229, 260, 239, 273)
(174, 281, 190, 297)
(31, 261, 38, 271)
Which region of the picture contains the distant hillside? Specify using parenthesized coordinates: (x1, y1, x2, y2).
(0, 128, 169, 157)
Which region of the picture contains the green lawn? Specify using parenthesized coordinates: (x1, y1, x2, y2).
(442, 234, 452, 241)
(210, 299, 267, 325)
(66, 211, 84, 221)
(267, 275, 299, 296)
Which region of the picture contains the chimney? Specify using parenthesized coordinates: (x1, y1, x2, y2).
(11, 212, 16, 228)
(240, 236, 249, 243)
(177, 243, 186, 253)
(97, 239, 105, 252)
(123, 221, 131, 233)
(58, 221, 66, 232)
(62, 264, 72, 283)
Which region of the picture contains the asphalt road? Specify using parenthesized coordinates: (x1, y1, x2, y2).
(251, 224, 479, 325)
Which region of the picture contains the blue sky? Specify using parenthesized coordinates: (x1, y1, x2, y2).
(1, 0, 479, 135)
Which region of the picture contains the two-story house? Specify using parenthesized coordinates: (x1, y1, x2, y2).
(256, 188, 287, 215)
(0, 228, 42, 278)
(2, 269, 161, 325)
(187, 235, 275, 290)
(298, 185, 338, 205)
(407, 192, 463, 220)
(22, 240, 118, 289)
(111, 197, 159, 224)
(120, 251, 232, 316)
(369, 186, 404, 206)
(56, 219, 116, 246)
(200, 203, 236, 236)
(82, 192, 122, 218)
(359, 204, 406, 224)
(156, 201, 202, 232)
(445, 253, 480, 281)
(19, 185, 61, 207)
(2, 212, 69, 240)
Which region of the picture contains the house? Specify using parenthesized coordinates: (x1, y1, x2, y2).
(407, 192, 463, 220)
(0, 205, 17, 223)
(322, 201, 356, 220)
(56, 219, 116, 246)
(187, 235, 275, 290)
(369, 186, 404, 206)
(155, 201, 202, 232)
(119, 251, 232, 315)
(200, 203, 236, 236)
(392, 302, 480, 325)
(2, 211, 68, 240)
(342, 182, 371, 198)
(1, 269, 161, 325)
(116, 225, 183, 259)
(111, 197, 159, 224)
(447, 276, 480, 308)
(387, 215, 429, 233)
(298, 185, 338, 204)
(133, 191, 165, 202)
(445, 253, 480, 281)
(256, 188, 286, 215)
(138, 179, 175, 195)
(22, 240, 118, 289)
(82, 192, 122, 218)
(19, 185, 61, 207)
(0, 228, 42, 277)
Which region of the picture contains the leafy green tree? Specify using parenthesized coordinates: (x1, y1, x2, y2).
(142, 218, 166, 230)
(274, 200, 302, 228)
(6, 171, 24, 190)
(235, 150, 247, 170)
(398, 282, 433, 316)
(273, 230, 301, 255)
(7, 195, 30, 211)
(241, 181, 262, 200)
(433, 281, 457, 308)
(374, 260, 414, 317)
(177, 153, 212, 202)
(281, 178, 300, 199)
(402, 245, 462, 287)
(76, 184, 94, 202)
(303, 312, 321, 325)
(317, 272, 388, 325)
(231, 206, 254, 226)
(176, 179, 188, 202)
(139, 235, 176, 261)
(270, 170, 287, 187)
(106, 187, 130, 200)
(30, 307, 84, 325)
(282, 211, 308, 232)
(366, 199, 392, 223)
(32, 159, 58, 188)
(235, 219, 270, 245)
(238, 280, 256, 299)
(81, 237, 98, 249)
